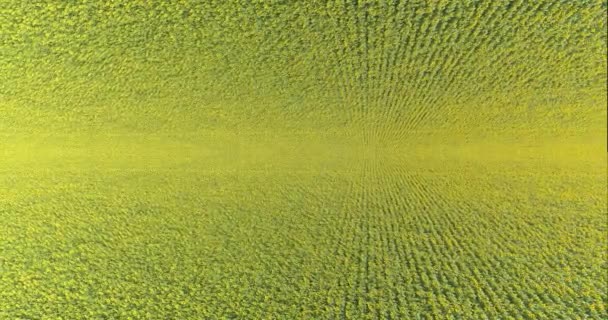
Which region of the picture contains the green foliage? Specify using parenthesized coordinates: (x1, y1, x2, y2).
(0, 0, 606, 319)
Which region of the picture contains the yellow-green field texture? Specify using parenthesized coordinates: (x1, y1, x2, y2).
(1, 1, 607, 319)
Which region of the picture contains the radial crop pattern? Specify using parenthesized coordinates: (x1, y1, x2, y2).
(0, 1, 606, 319)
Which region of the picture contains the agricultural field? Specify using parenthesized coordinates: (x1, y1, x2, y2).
(1, 1, 607, 319)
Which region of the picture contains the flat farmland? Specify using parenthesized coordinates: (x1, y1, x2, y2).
(0, 0, 606, 319)
(1, 143, 605, 319)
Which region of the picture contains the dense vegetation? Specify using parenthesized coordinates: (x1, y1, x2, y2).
(1, 0, 606, 319)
